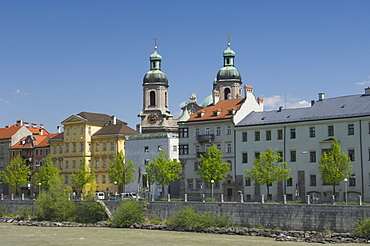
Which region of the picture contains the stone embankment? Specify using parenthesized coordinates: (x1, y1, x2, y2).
(2, 217, 370, 244)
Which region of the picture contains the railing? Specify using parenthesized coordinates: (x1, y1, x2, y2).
(195, 134, 215, 143)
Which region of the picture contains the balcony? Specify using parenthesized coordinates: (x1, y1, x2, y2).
(195, 134, 215, 144)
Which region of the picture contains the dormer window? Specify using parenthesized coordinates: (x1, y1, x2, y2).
(197, 113, 202, 118)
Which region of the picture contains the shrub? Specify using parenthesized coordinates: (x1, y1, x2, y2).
(111, 201, 145, 228)
(352, 215, 370, 236)
(20, 206, 32, 218)
(35, 191, 76, 221)
(168, 206, 229, 228)
(75, 199, 107, 223)
(205, 198, 218, 202)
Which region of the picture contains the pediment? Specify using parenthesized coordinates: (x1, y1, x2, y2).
(61, 115, 86, 125)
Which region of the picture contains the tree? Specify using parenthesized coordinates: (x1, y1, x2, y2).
(245, 147, 291, 201)
(0, 154, 30, 196)
(318, 138, 352, 196)
(72, 156, 95, 197)
(146, 149, 182, 197)
(196, 144, 230, 187)
(109, 150, 136, 193)
(34, 155, 61, 190)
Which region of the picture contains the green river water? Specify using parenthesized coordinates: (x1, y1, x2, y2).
(0, 223, 365, 246)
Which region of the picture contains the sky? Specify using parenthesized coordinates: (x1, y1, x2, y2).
(1, 0, 370, 133)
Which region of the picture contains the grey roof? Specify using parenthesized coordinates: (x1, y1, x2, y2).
(236, 94, 370, 127)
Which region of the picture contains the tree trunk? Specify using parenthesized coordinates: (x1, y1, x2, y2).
(332, 185, 336, 200)
(266, 185, 270, 201)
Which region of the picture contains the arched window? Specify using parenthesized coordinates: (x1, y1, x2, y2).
(224, 88, 231, 100)
(150, 91, 156, 106)
(165, 92, 168, 108)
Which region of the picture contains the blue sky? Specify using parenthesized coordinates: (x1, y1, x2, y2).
(1, 1, 369, 133)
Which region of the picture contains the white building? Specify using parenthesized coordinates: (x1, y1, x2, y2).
(235, 90, 370, 202)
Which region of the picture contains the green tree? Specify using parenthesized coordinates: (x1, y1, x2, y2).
(72, 156, 95, 197)
(108, 150, 136, 193)
(0, 154, 30, 196)
(146, 149, 182, 197)
(245, 147, 291, 200)
(197, 144, 230, 187)
(318, 138, 352, 196)
(34, 155, 61, 190)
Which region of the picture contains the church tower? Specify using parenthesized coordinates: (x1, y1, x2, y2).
(215, 35, 243, 100)
(138, 40, 178, 133)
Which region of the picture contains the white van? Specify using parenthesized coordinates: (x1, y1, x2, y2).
(95, 192, 105, 200)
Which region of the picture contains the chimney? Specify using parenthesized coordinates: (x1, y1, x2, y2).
(365, 87, 370, 95)
(5, 125, 9, 128)
(40, 124, 44, 128)
(311, 100, 315, 106)
(244, 85, 253, 99)
(32, 123, 37, 128)
(39, 129, 43, 136)
(136, 124, 142, 134)
(57, 126, 61, 134)
(24, 122, 29, 127)
(213, 90, 220, 105)
(227, 93, 232, 100)
(318, 93, 325, 101)
(111, 115, 117, 125)
(257, 97, 264, 105)
(16, 120, 23, 127)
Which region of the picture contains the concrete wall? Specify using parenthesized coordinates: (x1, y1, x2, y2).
(1, 200, 370, 233)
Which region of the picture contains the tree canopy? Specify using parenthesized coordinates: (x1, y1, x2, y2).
(108, 150, 136, 193)
(72, 156, 95, 197)
(196, 144, 230, 185)
(0, 154, 30, 195)
(146, 149, 182, 190)
(34, 155, 61, 190)
(318, 138, 352, 195)
(245, 147, 291, 199)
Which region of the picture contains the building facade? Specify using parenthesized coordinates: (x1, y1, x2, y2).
(236, 90, 370, 202)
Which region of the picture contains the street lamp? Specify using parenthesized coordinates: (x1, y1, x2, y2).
(38, 182, 41, 196)
(344, 178, 348, 205)
(211, 180, 214, 202)
(114, 181, 117, 200)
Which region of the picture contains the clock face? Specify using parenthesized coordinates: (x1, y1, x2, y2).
(147, 113, 158, 124)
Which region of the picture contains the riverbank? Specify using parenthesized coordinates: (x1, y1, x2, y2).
(2, 217, 369, 244)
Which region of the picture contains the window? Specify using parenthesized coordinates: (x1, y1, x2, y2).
(80, 143, 84, 152)
(72, 160, 76, 169)
(35, 149, 39, 156)
(216, 144, 221, 150)
(65, 144, 69, 153)
(95, 160, 99, 168)
(266, 130, 271, 141)
(73, 127, 76, 135)
(96, 144, 100, 152)
(242, 132, 247, 142)
(328, 125, 334, 136)
(216, 127, 221, 136)
(65, 161, 69, 169)
(103, 143, 107, 151)
(45, 149, 48, 155)
(110, 143, 114, 151)
(309, 127, 315, 138)
(205, 144, 210, 152)
(158, 145, 163, 151)
(290, 128, 296, 139)
(255, 131, 260, 141)
(64, 175, 68, 184)
(53, 146, 56, 154)
(348, 149, 355, 161)
(226, 143, 232, 153)
(179, 128, 189, 138)
(277, 129, 283, 140)
(245, 177, 251, 186)
(88, 126, 91, 135)
(144, 146, 149, 152)
(145, 159, 150, 165)
(205, 127, 210, 135)
(179, 145, 189, 155)
(194, 161, 199, 171)
(80, 127, 84, 134)
(310, 151, 316, 162)
(59, 161, 63, 169)
(40, 149, 43, 156)
(348, 124, 354, 135)
(66, 128, 70, 136)
(242, 152, 248, 163)
(188, 180, 193, 189)
(102, 175, 106, 184)
(227, 161, 232, 171)
(287, 177, 293, 186)
(349, 175, 356, 186)
(195, 128, 200, 136)
(254, 152, 260, 159)
(310, 175, 316, 186)
(195, 146, 200, 153)
(290, 150, 296, 162)
(226, 126, 232, 135)
(73, 143, 76, 152)
(102, 160, 107, 168)
(278, 151, 283, 160)
(96, 175, 99, 184)
(88, 144, 91, 152)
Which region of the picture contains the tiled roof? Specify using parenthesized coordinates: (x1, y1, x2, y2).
(76, 112, 126, 124)
(0, 125, 25, 139)
(27, 126, 50, 135)
(93, 123, 139, 137)
(49, 132, 64, 141)
(237, 93, 370, 127)
(188, 98, 245, 122)
(9, 135, 52, 149)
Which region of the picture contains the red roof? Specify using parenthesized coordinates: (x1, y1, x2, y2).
(0, 125, 24, 139)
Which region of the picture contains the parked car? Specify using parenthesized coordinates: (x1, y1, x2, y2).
(121, 192, 140, 199)
(95, 192, 105, 200)
(109, 194, 121, 200)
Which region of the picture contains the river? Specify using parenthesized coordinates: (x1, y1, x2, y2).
(0, 223, 365, 245)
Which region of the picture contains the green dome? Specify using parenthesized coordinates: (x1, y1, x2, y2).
(201, 94, 213, 107)
(217, 66, 241, 82)
(143, 70, 168, 85)
(223, 47, 235, 57)
(150, 50, 162, 60)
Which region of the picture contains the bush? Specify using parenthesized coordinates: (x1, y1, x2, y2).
(75, 199, 107, 223)
(111, 201, 145, 228)
(35, 191, 77, 221)
(205, 198, 218, 202)
(0, 205, 5, 217)
(352, 215, 370, 236)
(20, 206, 32, 218)
(168, 206, 229, 228)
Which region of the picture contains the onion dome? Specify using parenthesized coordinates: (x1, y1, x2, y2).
(143, 48, 168, 85)
(216, 43, 241, 82)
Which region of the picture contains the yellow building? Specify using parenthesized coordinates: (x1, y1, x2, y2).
(50, 112, 138, 196)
